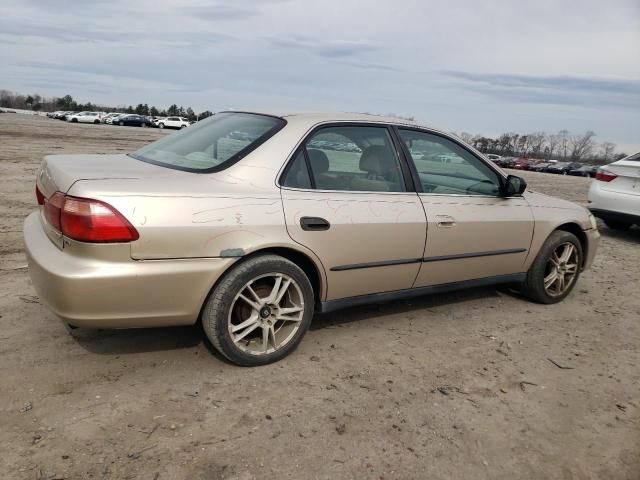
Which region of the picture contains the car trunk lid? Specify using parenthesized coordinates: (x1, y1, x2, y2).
(600, 158, 640, 196)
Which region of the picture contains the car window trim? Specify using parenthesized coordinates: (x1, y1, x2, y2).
(392, 125, 508, 197)
(278, 121, 418, 194)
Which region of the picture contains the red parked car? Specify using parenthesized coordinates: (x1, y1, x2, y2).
(512, 158, 531, 170)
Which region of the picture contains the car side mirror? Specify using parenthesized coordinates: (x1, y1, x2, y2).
(503, 175, 527, 196)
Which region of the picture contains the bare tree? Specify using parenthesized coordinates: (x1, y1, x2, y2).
(528, 132, 546, 157)
(558, 129, 570, 160)
(600, 142, 616, 162)
(570, 131, 596, 160)
(459, 132, 474, 144)
(547, 133, 561, 159)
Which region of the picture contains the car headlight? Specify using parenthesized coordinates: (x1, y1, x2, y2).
(588, 213, 598, 230)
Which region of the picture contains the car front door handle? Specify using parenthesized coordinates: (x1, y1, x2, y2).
(300, 217, 330, 231)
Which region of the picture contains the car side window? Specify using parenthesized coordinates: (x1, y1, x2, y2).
(296, 126, 406, 192)
(282, 150, 312, 189)
(398, 129, 501, 196)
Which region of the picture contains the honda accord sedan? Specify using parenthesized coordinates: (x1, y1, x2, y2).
(24, 112, 600, 365)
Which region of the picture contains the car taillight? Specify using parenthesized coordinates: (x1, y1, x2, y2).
(42, 192, 139, 243)
(595, 169, 617, 182)
(43, 191, 65, 231)
(35, 184, 45, 205)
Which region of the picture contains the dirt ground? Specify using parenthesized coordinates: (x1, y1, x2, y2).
(1, 114, 639, 480)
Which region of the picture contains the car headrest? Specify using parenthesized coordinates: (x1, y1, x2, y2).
(360, 146, 391, 176)
(307, 149, 329, 174)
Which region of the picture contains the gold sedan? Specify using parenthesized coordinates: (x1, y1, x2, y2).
(24, 112, 599, 365)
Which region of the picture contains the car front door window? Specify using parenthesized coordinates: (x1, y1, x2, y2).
(398, 129, 501, 196)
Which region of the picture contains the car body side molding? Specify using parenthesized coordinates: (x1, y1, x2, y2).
(422, 248, 527, 263)
(318, 273, 526, 313)
(330, 248, 528, 272)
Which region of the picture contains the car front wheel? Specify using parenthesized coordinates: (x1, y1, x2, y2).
(202, 255, 314, 366)
(521, 230, 582, 304)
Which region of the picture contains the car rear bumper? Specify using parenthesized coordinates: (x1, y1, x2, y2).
(588, 181, 640, 219)
(589, 208, 640, 226)
(23, 212, 237, 328)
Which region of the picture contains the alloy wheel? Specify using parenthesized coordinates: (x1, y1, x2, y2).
(228, 273, 304, 356)
(543, 242, 579, 297)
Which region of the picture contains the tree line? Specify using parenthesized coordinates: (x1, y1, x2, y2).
(0, 90, 213, 122)
(456, 130, 625, 165)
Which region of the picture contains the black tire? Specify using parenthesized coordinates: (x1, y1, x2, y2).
(521, 230, 582, 304)
(141, 122, 147, 128)
(94, 120, 100, 124)
(180, 124, 186, 129)
(202, 255, 314, 366)
(159, 123, 164, 129)
(71, 118, 78, 123)
(603, 219, 631, 230)
(119, 121, 124, 126)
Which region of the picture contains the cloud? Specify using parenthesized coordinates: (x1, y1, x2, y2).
(268, 36, 377, 58)
(443, 71, 640, 109)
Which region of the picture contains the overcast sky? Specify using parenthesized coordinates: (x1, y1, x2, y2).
(1, 0, 639, 151)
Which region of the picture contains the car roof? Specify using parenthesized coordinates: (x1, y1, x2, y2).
(222, 110, 439, 130)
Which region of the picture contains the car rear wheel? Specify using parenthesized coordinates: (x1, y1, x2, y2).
(202, 255, 314, 366)
(159, 123, 164, 129)
(521, 230, 582, 304)
(603, 219, 631, 230)
(93, 120, 100, 124)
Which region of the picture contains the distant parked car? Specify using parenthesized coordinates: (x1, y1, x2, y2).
(495, 157, 516, 168)
(55, 111, 74, 120)
(486, 154, 502, 162)
(547, 162, 582, 175)
(530, 162, 553, 172)
(512, 158, 532, 170)
(568, 165, 598, 178)
(158, 116, 191, 129)
(103, 113, 124, 124)
(67, 112, 105, 124)
(114, 114, 153, 127)
(588, 152, 640, 230)
(151, 117, 167, 128)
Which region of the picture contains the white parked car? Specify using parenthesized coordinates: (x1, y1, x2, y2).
(67, 111, 105, 124)
(588, 152, 640, 230)
(158, 116, 191, 129)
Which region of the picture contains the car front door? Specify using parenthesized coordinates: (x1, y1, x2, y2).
(280, 124, 427, 301)
(396, 128, 534, 287)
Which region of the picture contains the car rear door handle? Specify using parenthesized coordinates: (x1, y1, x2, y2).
(300, 217, 330, 231)
(436, 215, 456, 227)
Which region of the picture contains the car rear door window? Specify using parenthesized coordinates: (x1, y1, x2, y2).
(284, 126, 406, 192)
(398, 129, 501, 196)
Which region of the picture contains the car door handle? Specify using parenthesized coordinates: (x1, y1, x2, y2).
(436, 215, 456, 227)
(300, 217, 330, 231)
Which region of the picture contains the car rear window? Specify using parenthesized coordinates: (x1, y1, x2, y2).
(625, 152, 639, 161)
(130, 112, 286, 172)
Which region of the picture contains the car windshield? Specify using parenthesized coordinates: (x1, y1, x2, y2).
(131, 112, 285, 172)
(625, 152, 640, 161)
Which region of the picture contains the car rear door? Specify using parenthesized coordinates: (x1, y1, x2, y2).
(280, 123, 426, 301)
(395, 127, 534, 287)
